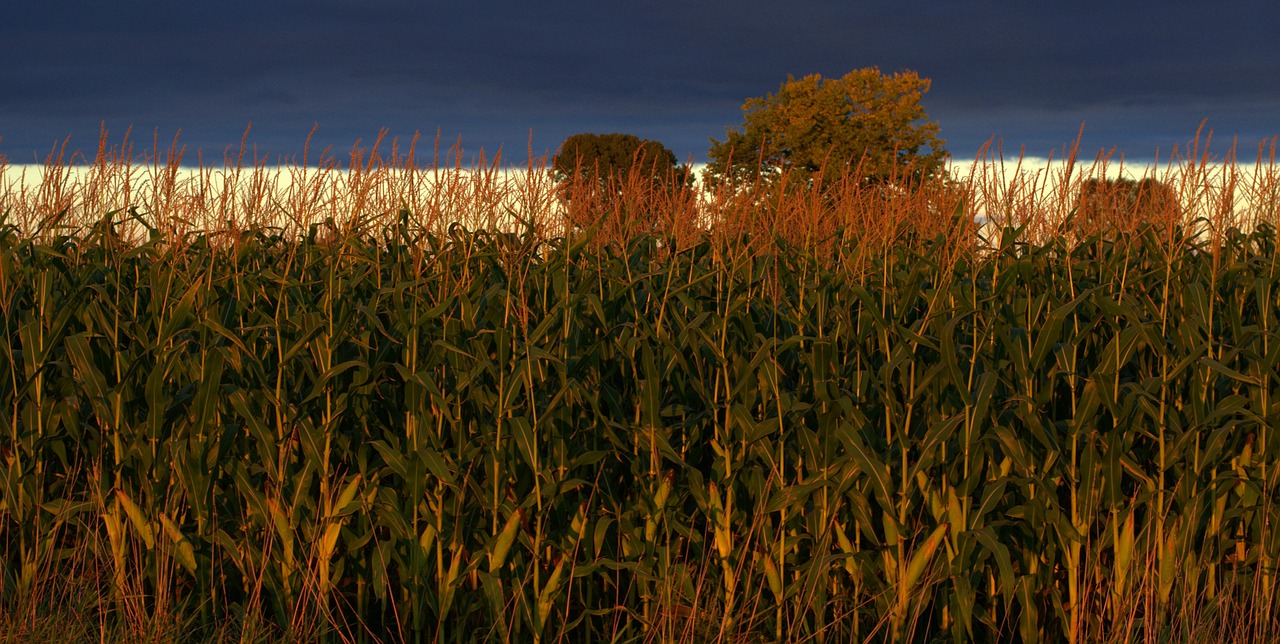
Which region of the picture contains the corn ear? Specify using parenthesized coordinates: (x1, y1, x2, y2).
(537, 554, 568, 631)
(490, 507, 524, 573)
(904, 522, 949, 594)
(159, 512, 197, 574)
(115, 489, 154, 550)
(763, 551, 784, 601)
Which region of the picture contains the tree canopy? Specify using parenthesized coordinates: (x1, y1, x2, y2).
(1075, 177, 1180, 238)
(703, 68, 948, 189)
(551, 132, 693, 235)
(552, 132, 690, 192)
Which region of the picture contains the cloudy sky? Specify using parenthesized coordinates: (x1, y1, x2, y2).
(2, 1, 1276, 168)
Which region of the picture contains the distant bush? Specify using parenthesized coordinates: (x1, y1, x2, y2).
(1074, 177, 1180, 239)
(552, 132, 693, 234)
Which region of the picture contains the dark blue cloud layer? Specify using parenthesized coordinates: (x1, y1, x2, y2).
(3, 1, 1276, 165)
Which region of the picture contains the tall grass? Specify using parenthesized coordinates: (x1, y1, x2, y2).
(2, 126, 1280, 642)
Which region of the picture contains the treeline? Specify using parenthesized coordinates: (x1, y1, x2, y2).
(553, 67, 1193, 241)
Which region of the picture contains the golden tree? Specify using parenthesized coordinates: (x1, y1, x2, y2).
(703, 68, 948, 190)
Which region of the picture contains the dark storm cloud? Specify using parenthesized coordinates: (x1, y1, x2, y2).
(2, 1, 1276, 166)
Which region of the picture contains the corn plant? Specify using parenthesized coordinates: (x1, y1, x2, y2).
(3, 131, 1280, 642)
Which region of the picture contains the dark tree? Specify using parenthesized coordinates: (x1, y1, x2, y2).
(552, 132, 693, 233)
(1075, 177, 1179, 238)
(552, 133, 691, 192)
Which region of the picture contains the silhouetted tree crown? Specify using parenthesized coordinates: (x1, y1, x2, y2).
(552, 132, 690, 191)
(551, 132, 693, 235)
(1074, 177, 1180, 238)
(704, 68, 947, 189)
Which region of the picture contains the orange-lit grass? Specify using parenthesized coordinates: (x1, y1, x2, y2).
(5, 125, 1278, 273)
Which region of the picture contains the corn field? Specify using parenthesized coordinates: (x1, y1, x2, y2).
(3, 131, 1280, 642)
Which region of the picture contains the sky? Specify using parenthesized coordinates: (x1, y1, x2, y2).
(2, 1, 1277, 169)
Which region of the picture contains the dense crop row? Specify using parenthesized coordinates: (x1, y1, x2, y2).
(3, 194, 1280, 641)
